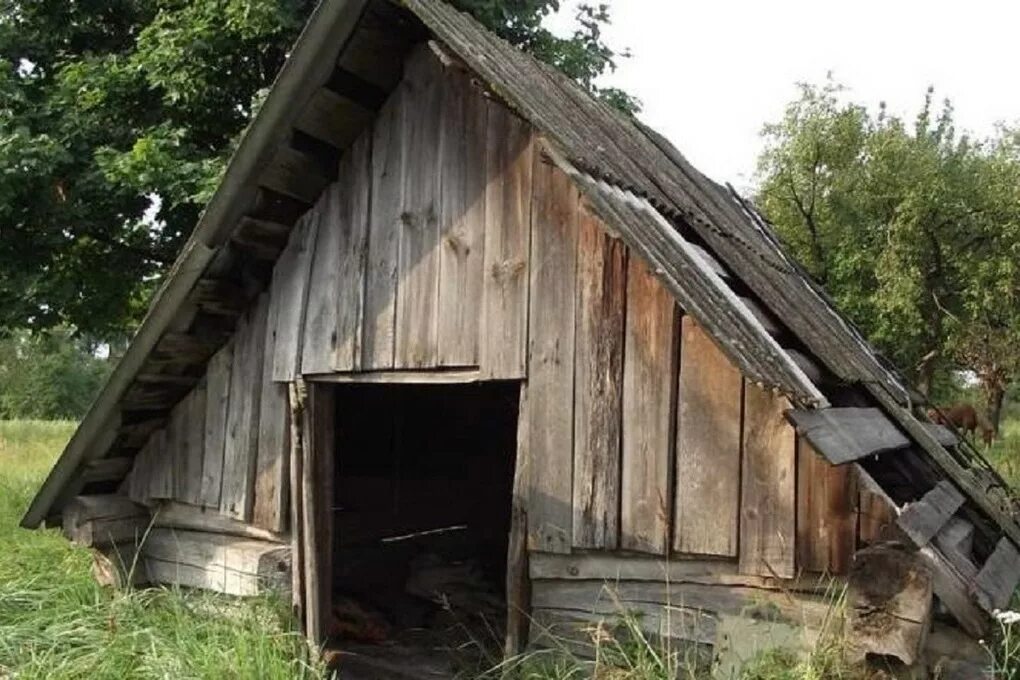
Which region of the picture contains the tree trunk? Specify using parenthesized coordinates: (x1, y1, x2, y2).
(984, 380, 1006, 435)
(916, 352, 939, 399)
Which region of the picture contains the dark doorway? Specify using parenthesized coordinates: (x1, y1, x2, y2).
(326, 380, 520, 677)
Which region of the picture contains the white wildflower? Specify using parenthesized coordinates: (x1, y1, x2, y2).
(994, 609, 1020, 625)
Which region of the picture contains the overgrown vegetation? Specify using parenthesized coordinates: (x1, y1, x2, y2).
(756, 82, 1020, 427)
(0, 328, 113, 420)
(0, 420, 322, 680)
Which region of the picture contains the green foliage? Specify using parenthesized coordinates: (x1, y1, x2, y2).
(757, 81, 1020, 406)
(0, 420, 324, 680)
(0, 0, 635, 341)
(0, 328, 112, 420)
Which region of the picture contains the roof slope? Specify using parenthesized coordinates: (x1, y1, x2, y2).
(24, 0, 1019, 569)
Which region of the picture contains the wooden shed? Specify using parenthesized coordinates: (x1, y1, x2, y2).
(25, 0, 1020, 671)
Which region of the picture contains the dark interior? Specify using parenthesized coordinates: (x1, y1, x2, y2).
(327, 380, 520, 677)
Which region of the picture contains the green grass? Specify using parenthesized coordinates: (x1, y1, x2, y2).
(0, 420, 323, 680)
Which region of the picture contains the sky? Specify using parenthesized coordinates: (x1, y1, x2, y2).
(547, 0, 1020, 192)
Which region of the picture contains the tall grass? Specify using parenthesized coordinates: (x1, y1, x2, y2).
(0, 420, 323, 680)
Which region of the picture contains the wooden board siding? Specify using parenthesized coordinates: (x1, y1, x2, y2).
(147, 429, 172, 501)
(174, 381, 207, 506)
(221, 296, 269, 521)
(361, 87, 404, 370)
(436, 67, 488, 367)
(525, 155, 580, 554)
(478, 102, 534, 379)
(797, 439, 855, 574)
(740, 384, 797, 578)
(200, 343, 233, 508)
(254, 286, 292, 532)
(300, 184, 343, 375)
(331, 135, 372, 373)
(394, 45, 443, 369)
(620, 257, 677, 554)
(571, 202, 627, 550)
(673, 318, 742, 557)
(271, 215, 318, 382)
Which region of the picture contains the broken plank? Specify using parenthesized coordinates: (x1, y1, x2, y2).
(674, 317, 742, 557)
(572, 201, 627, 550)
(973, 537, 1020, 613)
(620, 255, 677, 555)
(896, 480, 965, 547)
(786, 407, 911, 465)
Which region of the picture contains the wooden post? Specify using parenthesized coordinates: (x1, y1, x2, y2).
(505, 384, 531, 659)
(288, 381, 307, 627)
(300, 380, 335, 644)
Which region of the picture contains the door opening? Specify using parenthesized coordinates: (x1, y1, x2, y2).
(325, 380, 520, 677)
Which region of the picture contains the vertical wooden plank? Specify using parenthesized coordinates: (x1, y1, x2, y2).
(858, 472, 897, 546)
(167, 394, 186, 501)
(300, 184, 342, 375)
(177, 380, 207, 506)
(254, 282, 292, 532)
(479, 102, 534, 378)
(394, 45, 443, 369)
(332, 134, 372, 372)
(673, 318, 743, 557)
(272, 214, 319, 382)
(526, 155, 579, 554)
(147, 429, 172, 501)
(302, 381, 335, 643)
(221, 296, 269, 520)
(436, 68, 488, 367)
(361, 84, 404, 370)
(128, 433, 156, 506)
(620, 257, 678, 555)
(288, 382, 306, 625)
(740, 383, 797, 578)
(572, 203, 627, 550)
(200, 342, 233, 508)
(506, 383, 531, 656)
(797, 438, 856, 574)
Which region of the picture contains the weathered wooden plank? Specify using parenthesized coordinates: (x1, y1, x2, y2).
(271, 215, 319, 382)
(935, 517, 979, 582)
(361, 84, 405, 370)
(478, 100, 534, 378)
(258, 145, 329, 205)
(199, 343, 232, 508)
(147, 429, 173, 502)
(796, 438, 856, 574)
(294, 88, 373, 150)
(127, 432, 156, 506)
(531, 579, 833, 631)
(221, 297, 269, 520)
(300, 184, 343, 375)
(288, 382, 307, 622)
(310, 368, 482, 384)
(529, 553, 831, 593)
(394, 45, 443, 369)
(918, 544, 989, 637)
(506, 384, 530, 657)
(63, 495, 148, 548)
(740, 384, 797, 578)
(332, 134, 372, 372)
(620, 256, 677, 555)
(858, 472, 898, 546)
(525, 154, 579, 554)
(140, 528, 291, 598)
(82, 457, 134, 485)
(973, 537, 1020, 613)
(572, 202, 627, 550)
(301, 382, 335, 643)
(152, 501, 285, 543)
(786, 407, 911, 465)
(896, 480, 965, 547)
(181, 380, 207, 506)
(436, 67, 487, 367)
(674, 317, 742, 557)
(253, 282, 291, 532)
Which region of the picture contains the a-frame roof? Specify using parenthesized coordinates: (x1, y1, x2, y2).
(24, 0, 1019, 601)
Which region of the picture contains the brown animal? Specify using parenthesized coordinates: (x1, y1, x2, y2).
(927, 403, 996, 446)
